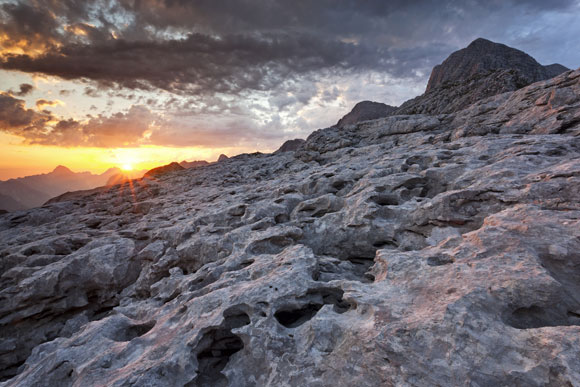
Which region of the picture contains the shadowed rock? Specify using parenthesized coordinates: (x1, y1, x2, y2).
(144, 162, 185, 178)
(336, 101, 396, 128)
(426, 38, 568, 92)
(276, 139, 305, 153)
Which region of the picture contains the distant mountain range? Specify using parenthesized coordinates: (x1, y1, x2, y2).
(0, 159, 216, 212)
(0, 166, 142, 212)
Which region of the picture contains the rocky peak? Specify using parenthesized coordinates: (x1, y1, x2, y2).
(218, 154, 229, 162)
(51, 165, 74, 176)
(143, 162, 184, 178)
(179, 160, 209, 169)
(276, 138, 305, 153)
(336, 101, 396, 128)
(426, 38, 568, 92)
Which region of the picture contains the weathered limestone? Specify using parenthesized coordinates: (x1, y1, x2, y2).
(0, 67, 579, 386)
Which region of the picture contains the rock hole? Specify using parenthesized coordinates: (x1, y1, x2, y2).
(331, 180, 347, 191)
(347, 257, 376, 283)
(110, 320, 156, 342)
(504, 305, 580, 329)
(239, 259, 254, 268)
(274, 288, 351, 328)
(275, 304, 322, 328)
(370, 194, 399, 206)
(567, 310, 580, 319)
(274, 214, 289, 224)
(427, 254, 455, 266)
(193, 310, 250, 387)
(373, 240, 398, 249)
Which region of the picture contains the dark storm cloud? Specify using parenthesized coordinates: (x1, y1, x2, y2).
(2, 0, 577, 96)
(9, 83, 34, 97)
(1, 32, 390, 95)
(0, 92, 53, 138)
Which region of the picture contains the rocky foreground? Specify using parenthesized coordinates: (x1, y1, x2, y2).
(1, 61, 580, 386)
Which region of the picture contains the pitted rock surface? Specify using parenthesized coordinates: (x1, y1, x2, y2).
(1, 69, 580, 386)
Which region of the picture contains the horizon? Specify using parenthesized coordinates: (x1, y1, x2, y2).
(1, 0, 580, 180)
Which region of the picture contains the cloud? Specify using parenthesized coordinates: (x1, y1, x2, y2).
(1, 32, 393, 96)
(0, 92, 53, 138)
(2, 0, 577, 96)
(32, 105, 156, 148)
(0, 93, 155, 147)
(36, 99, 65, 109)
(148, 112, 290, 149)
(11, 83, 34, 96)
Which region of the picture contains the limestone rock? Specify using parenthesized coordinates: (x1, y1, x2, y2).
(276, 139, 305, 153)
(180, 160, 210, 169)
(1, 64, 579, 387)
(396, 38, 569, 116)
(336, 101, 396, 128)
(426, 38, 568, 92)
(144, 162, 185, 178)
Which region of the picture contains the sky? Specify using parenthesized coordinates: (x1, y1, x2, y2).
(0, 0, 579, 179)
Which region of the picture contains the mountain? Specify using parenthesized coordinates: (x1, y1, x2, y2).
(0, 166, 124, 211)
(143, 162, 185, 178)
(1, 43, 580, 386)
(0, 192, 26, 212)
(544, 63, 569, 78)
(0, 179, 51, 211)
(336, 101, 396, 128)
(337, 38, 570, 126)
(218, 154, 229, 162)
(275, 138, 305, 153)
(392, 38, 570, 116)
(425, 37, 568, 92)
(179, 160, 209, 168)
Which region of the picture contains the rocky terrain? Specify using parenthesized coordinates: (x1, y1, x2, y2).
(0, 41, 579, 386)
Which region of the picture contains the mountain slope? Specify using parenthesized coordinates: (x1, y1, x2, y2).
(337, 38, 570, 125)
(0, 166, 125, 211)
(336, 101, 396, 128)
(179, 160, 210, 169)
(1, 66, 579, 385)
(426, 37, 568, 92)
(0, 193, 26, 212)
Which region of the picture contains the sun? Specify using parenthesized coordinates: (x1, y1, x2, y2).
(121, 163, 134, 171)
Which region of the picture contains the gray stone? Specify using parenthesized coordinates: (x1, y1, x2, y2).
(1, 60, 580, 387)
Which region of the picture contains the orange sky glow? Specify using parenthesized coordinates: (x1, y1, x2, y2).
(0, 132, 256, 180)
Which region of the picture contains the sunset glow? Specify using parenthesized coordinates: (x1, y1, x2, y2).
(0, 132, 248, 180)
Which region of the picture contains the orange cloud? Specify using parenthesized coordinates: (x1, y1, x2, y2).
(35, 99, 64, 109)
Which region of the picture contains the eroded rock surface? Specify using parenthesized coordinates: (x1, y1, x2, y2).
(1, 69, 580, 386)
